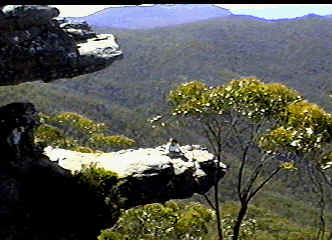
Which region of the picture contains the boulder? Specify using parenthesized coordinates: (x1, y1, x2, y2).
(44, 144, 227, 207)
(0, 5, 122, 85)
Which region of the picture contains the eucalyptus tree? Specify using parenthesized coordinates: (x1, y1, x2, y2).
(260, 96, 332, 240)
(162, 77, 332, 240)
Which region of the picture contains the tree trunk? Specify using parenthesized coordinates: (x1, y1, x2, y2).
(232, 202, 248, 240)
(214, 182, 223, 240)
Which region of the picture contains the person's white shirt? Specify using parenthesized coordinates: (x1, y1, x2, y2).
(169, 143, 182, 153)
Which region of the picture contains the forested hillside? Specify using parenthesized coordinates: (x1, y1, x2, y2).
(92, 14, 331, 108)
(1, 14, 331, 147)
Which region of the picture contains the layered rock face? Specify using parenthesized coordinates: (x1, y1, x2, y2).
(0, 103, 83, 240)
(0, 5, 122, 85)
(45, 144, 227, 207)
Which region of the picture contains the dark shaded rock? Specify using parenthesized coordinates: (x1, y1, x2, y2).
(0, 5, 122, 86)
(0, 102, 38, 162)
(2, 5, 60, 29)
(0, 102, 121, 240)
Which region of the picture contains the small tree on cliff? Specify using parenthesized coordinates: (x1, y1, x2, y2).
(164, 77, 332, 240)
(35, 112, 136, 152)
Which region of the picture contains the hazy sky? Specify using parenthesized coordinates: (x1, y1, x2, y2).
(52, 4, 332, 19)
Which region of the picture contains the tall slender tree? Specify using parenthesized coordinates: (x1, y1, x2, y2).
(163, 77, 332, 240)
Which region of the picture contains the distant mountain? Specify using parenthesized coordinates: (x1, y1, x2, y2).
(68, 4, 231, 29)
(231, 5, 332, 20)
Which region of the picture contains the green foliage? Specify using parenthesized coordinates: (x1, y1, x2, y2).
(74, 163, 124, 212)
(260, 100, 332, 154)
(168, 78, 332, 167)
(50, 112, 107, 135)
(98, 201, 215, 240)
(72, 145, 95, 153)
(167, 77, 332, 239)
(321, 152, 332, 170)
(168, 81, 208, 111)
(34, 122, 81, 149)
(225, 79, 301, 120)
(74, 163, 118, 194)
(220, 201, 318, 240)
(98, 197, 325, 240)
(222, 214, 257, 240)
(168, 78, 302, 121)
(34, 123, 63, 145)
(34, 112, 136, 152)
(89, 134, 136, 150)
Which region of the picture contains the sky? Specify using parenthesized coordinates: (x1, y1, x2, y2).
(52, 4, 332, 19)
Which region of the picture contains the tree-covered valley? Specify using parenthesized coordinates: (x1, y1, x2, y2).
(2, 10, 332, 239)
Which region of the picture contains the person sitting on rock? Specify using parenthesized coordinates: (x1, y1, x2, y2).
(168, 138, 188, 161)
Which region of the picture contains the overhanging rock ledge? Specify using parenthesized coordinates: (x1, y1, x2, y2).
(0, 5, 122, 85)
(44, 144, 227, 207)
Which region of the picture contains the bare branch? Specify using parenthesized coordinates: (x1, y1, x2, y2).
(247, 167, 281, 202)
(203, 193, 216, 211)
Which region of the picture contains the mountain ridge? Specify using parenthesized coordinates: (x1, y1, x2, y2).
(66, 4, 332, 30)
(68, 4, 231, 29)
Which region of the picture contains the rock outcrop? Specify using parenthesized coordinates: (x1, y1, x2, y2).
(0, 102, 227, 240)
(0, 102, 129, 240)
(0, 5, 122, 86)
(44, 145, 227, 207)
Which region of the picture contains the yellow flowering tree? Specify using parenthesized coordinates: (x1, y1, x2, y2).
(162, 77, 332, 240)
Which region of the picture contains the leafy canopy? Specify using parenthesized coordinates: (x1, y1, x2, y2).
(168, 77, 332, 167)
(35, 112, 136, 152)
(169, 78, 301, 121)
(98, 201, 215, 240)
